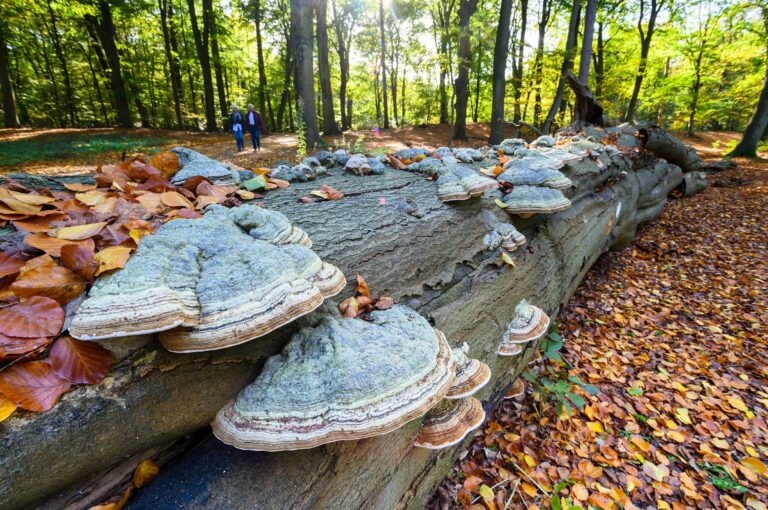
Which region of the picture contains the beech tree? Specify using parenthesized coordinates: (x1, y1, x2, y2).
(452, 0, 479, 140)
(625, 0, 665, 122)
(489, 0, 514, 144)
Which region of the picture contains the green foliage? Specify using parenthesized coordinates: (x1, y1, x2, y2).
(0, 133, 170, 167)
(699, 462, 749, 494)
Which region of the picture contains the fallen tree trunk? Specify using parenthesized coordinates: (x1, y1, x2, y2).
(1, 146, 682, 510)
(638, 126, 702, 172)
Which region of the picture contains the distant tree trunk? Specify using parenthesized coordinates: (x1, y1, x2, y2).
(543, 0, 581, 133)
(90, 0, 132, 128)
(276, 48, 292, 131)
(729, 9, 768, 157)
(46, 0, 77, 127)
(0, 19, 20, 128)
(253, 0, 275, 131)
(378, 0, 389, 128)
(291, 0, 321, 146)
(452, 0, 479, 140)
(593, 20, 604, 100)
(187, 0, 218, 131)
(431, 1, 454, 125)
(159, 0, 184, 129)
(209, 8, 228, 119)
(472, 40, 481, 123)
(489, 0, 513, 144)
(512, 0, 528, 122)
(578, 0, 598, 84)
(401, 69, 406, 124)
(331, 0, 351, 130)
(316, 0, 338, 135)
(625, 0, 663, 122)
(656, 56, 670, 127)
(533, 0, 552, 127)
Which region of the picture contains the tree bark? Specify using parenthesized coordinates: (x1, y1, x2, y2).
(291, 0, 321, 146)
(489, 0, 514, 144)
(578, 0, 598, 84)
(452, 0, 479, 140)
(331, 0, 351, 130)
(209, 7, 228, 120)
(625, 0, 662, 122)
(512, 0, 528, 123)
(253, 0, 274, 132)
(639, 126, 702, 172)
(593, 21, 604, 100)
(159, 0, 184, 129)
(378, 0, 389, 129)
(543, 0, 581, 133)
(187, 0, 218, 131)
(0, 18, 20, 128)
(567, 71, 603, 125)
(316, 0, 338, 135)
(46, 0, 77, 127)
(1, 144, 685, 510)
(533, 0, 552, 127)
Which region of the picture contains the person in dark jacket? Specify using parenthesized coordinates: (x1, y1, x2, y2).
(245, 103, 264, 151)
(230, 105, 245, 152)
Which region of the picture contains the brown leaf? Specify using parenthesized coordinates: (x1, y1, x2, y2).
(94, 246, 133, 276)
(0, 334, 51, 362)
(75, 190, 109, 206)
(374, 296, 395, 310)
(48, 336, 112, 384)
(63, 183, 98, 192)
(60, 243, 98, 281)
(0, 360, 71, 412)
(133, 459, 160, 488)
(160, 191, 194, 209)
(355, 273, 370, 298)
(321, 185, 344, 200)
(149, 151, 179, 179)
(0, 296, 64, 338)
(12, 214, 68, 233)
(339, 296, 359, 318)
(52, 222, 108, 240)
(10, 266, 87, 305)
(24, 233, 95, 258)
(0, 252, 24, 278)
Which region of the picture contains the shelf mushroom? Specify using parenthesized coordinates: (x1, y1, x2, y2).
(446, 343, 492, 399)
(413, 397, 485, 449)
(496, 164, 572, 191)
(212, 305, 456, 451)
(436, 164, 498, 202)
(503, 378, 525, 400)
(70, 205, 345, 353)
(497, 185, 571, 218)
(226, 204, 312, 247)
(497, 301, 550, 356)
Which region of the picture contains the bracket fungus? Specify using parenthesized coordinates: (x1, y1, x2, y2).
(497, 301, 550, 356)
(480, 211, 526, 252)
(70, 205, 345, 352)
(436, 165, 498, 202)
(446, 343, 491, 399)
(413, 397, 485, 449)
(212, 305, 456, 451)
(226, 205, 312, 247)
(497, 185, 571, 217)
(170, 148, 241, 186)
(496, 164, 572, 190)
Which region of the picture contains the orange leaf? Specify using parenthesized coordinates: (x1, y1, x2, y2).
(0, 360, 71, 412)
(269, 178, 290, 189)
(0, 252, 24, 278)
(0, 393, 16, 421)
(10, 266, 87, 305)
(355, 273, 370, 298)
(60, 243, 98, 281)
(88, 487, 133, 510)
(133, 459, 160, 488)
(24, 233, 95, 258)
(48, 336, 112, 384)
(0, 334, 50, 362)
(161, 191, 194, 209)
(94, 246, 133, 276)
(320, 185, 343, 200)
(149, 151, 180, 179)
(52, 222, 108, 241)
(462, 475, 484, 492)
(63, 183, 98, 192)
(75, 190, 108, 206)
(7, 190, 56, 206)
(339, 296, 359, 318)
(0, 296, 64, 338)
(12, 214, 67, 233)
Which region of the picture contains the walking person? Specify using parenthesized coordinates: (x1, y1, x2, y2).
(230, 105, 245, 152)
(245, 104, 264, 151)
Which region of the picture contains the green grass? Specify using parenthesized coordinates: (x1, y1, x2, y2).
(0, 133, 172, 167)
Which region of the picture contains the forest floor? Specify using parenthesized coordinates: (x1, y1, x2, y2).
(428, 143, 768, 509)
(0, 123, 522, 175)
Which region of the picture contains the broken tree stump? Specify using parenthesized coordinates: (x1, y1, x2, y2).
(638, 126, 702, 172)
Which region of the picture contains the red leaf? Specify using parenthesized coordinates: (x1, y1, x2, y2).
(48, 336, 112, 384)
(0, 252, 24, 278)
(355, 273, 370, 298)
(0, 296, 64, 338)
(0, 361, 71, 412)
(60, 243, 98, 281)
(0, 334, 51, 362)
(10, 266, 87, 305)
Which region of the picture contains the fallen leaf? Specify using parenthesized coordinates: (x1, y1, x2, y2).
(75, 190, 108, 206)
(25, 233, 95, 258)
(0, 334, 50, 362)
(60, 243, 98, 281)
(741, 457, 767, 477)
(94, 246, 133, 276)
(149, 151, 179, 179)
(160, 191, 194, 209)
(339, 296, 359, 318)
(12, 214, 67, 233)
(0, 296, 64, 338)
(0, 393, 16, 421)
(0, 361, 71, 412)
(242, 175, 267, 191)
(375, 296, 395, 310)
(355, 273, 370, 298)
(0, 252, 24, 278)
(10, 266, 86, 305)
(48, 336, 112, 384)
(63, 183, 98, 192)
(133, 459, 160, 488)
(88, 486, 133, 510)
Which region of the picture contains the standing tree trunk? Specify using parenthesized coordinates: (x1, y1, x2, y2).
(159, 0, 184, 129)
(46, 0, 76, 127)
(593, 20, 604, 100)
(533, 0, 552, 127)
(656, 56, 670, 126)
(489, 0, 513, 144)
(316, 0, 339, 135)
(512, 0, 528, 122)
(253, 0, 275, 131)
(331, 0, 352, 130)
(543, 0, 581, 133)
(187, 0, 218, 131)
(472, 40, 481, 123)
(452, 0, 479, 140)
(209, 7, 228, 119)
(578, 0, 598, 84)
(378, 0, 389, 128)
(291, 0, 321, 146)
(92, 0, 132, 128)
(0, 19, 20, 128)
(625, 0, 663, 122)
(729, 8, 768, 157)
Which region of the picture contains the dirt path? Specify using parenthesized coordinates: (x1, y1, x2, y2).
(429, 155, 768, 509)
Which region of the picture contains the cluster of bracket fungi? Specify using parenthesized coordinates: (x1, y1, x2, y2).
(66, 147, 557, 453)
